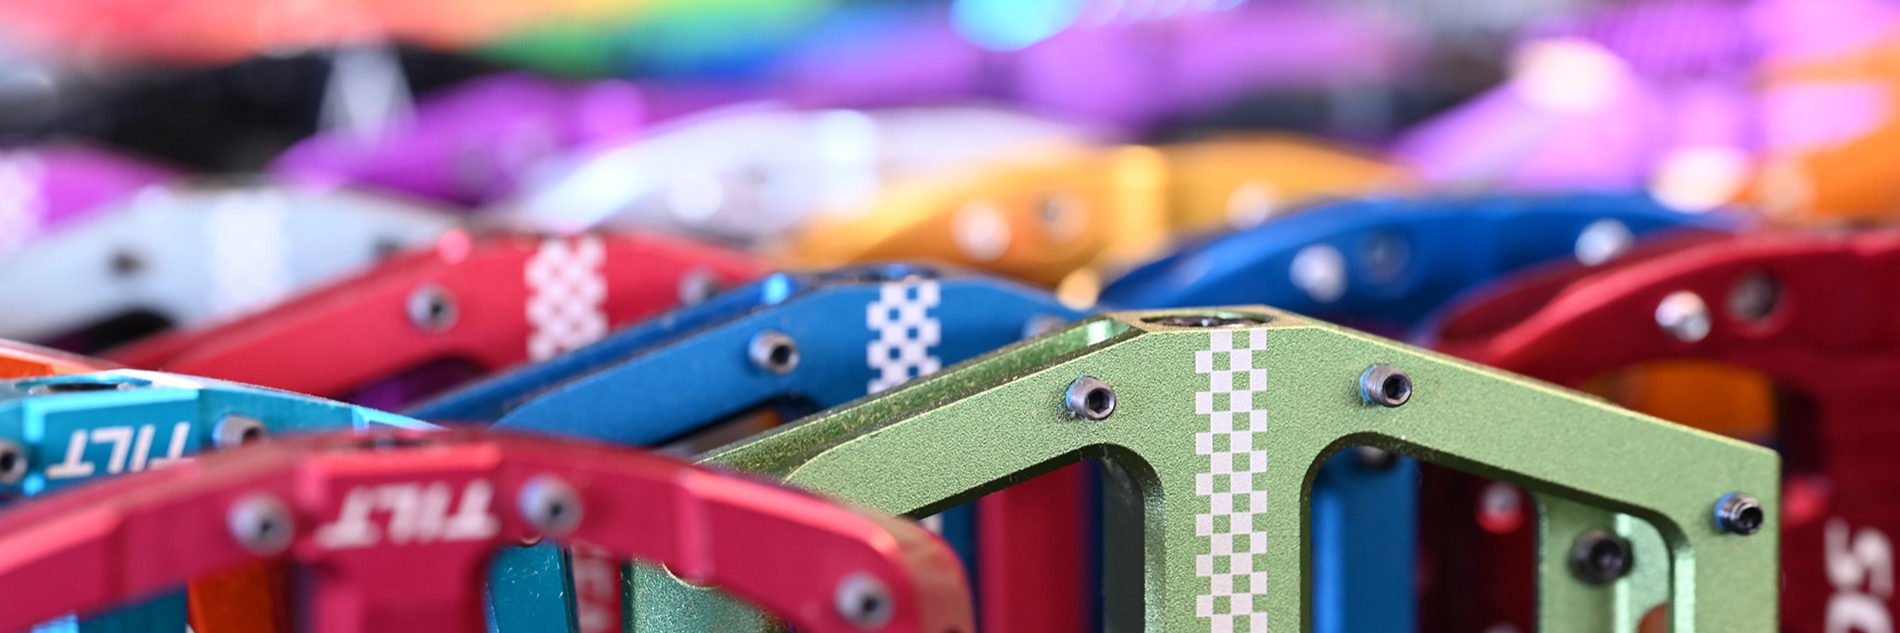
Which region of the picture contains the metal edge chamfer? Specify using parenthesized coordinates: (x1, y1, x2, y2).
(24, 377, 140, 395)
(213, 415, 269, 449)
(1359, 364, 1412, 407)
(1140, 314, 1270, 328)
(834, 572, 896, 630)
(1568, 528, 1634, 585)
(1022, 313, 1070, 339)
(1351, 446, 1398, 472)
(1063, 376, 1116, 421)
(747, 330, 801, 375)
(227, 494, 296, 556)
(1714, 492, 1765, 535)
(0, 439, 25, 485)
(517, 475, 584, 538)
(822, 263, 939, 284)
(405, 284, 460, 332)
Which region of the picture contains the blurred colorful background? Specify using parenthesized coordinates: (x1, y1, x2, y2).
(0, 1, 1892, 631)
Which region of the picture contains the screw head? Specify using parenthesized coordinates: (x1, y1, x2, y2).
(371, 237, 407, 260)
(1063, 376, 1116, 421)
(0, 439, 26, 485)
(1361, 231, 1411, 283)
(109, 249, 147, 277)
(834, 572, 895, 630)
(1036, 193, 1086, 242)
(227, 494, 295, 556)
(1574, 219, 1634, 266)
(1475, 482, 1525, 534)
(1714, 492, 1765, 535)
(1360, 365, 1412, 408)
(1569, 528, 1633, 585)
(747, 331, 800, 375)
(517, 475, 584, 538)
(952, 201, 1011, 262)
(677, 267, 722, 306)
(1655, 290, 1711, 343)
(1290, 243, 1348, 303)
(405, 284, 459, 332)
(1225, 180, 1280, 228)
(1727, 272, 1781, 323)
(213, 415, 268, 449)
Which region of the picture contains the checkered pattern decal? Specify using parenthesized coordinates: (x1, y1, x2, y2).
(205, 191, 293, 317)
(525, 235, 609, 362)
(866, 278, 942, 393)
(565, 540, 622, 633)
(0, 151, 43, 252)
(1195, 328, 1270, 633)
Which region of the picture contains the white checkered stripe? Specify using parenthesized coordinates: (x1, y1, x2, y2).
(866, 278, 942, 393)
(205, 191, 293, 317)
(0, 151, 44, 253)
(1195, 328, 1270, 633)
(525, 235, 609, 361)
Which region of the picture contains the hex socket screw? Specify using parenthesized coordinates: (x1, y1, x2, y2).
(406, 284, 459, 332)
(748, 330, 801, 375)
(1656, 290, 1711, 343)
(1714, 492, 1765, 535)
(214, 415, 269, 449)
(1360, 364, 1412, 407)
(227, 494, 295, 556)
(1569, 528, 1634, 585)
(518, 475, 585, 538)
(1022, 314, 1069, 339)
(1063, 376, 1116, 420)
(834, 572, 895, 630)
(0, 439, 26, 485)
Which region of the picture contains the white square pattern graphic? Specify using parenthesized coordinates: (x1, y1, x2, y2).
(525, 236, 609, 362)
(206, 191, 293, 318)
(0, 151, 43, 253)
(1195, 328, 1269, 633)
(866, 278, 942, 393)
